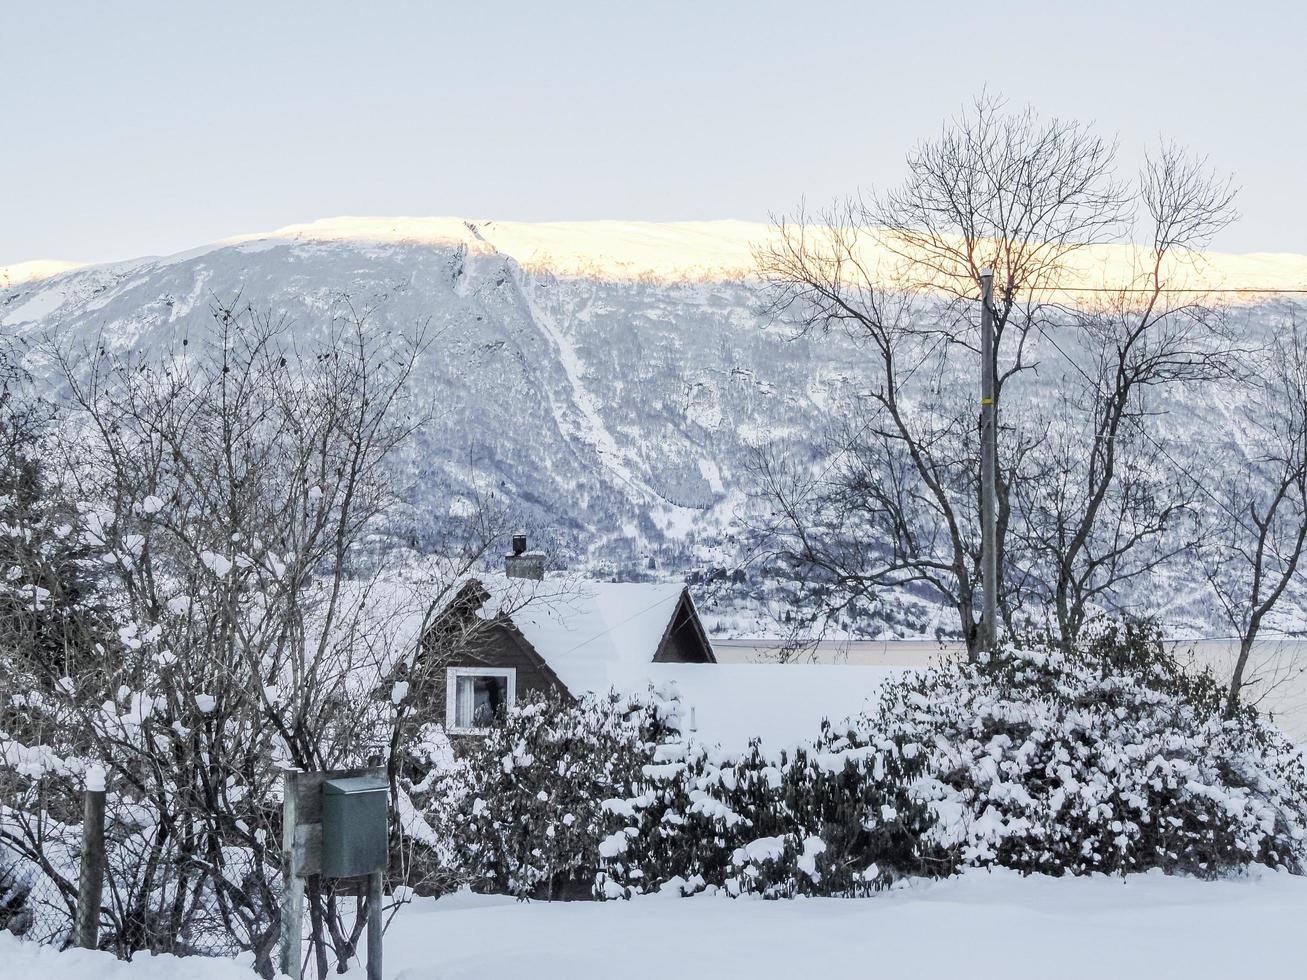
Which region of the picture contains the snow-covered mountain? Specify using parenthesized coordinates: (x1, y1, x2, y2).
(4, 218, 1306, 637)
(1, 220, 860, 580)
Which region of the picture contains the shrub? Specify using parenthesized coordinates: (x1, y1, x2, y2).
(432, 690, 679, 899)
(431, 619, 1307, 901)
(595, 729, 950, 899)
(879, 620, 1307, 877)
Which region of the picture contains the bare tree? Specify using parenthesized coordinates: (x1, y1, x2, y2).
(1202, 314, 1307, 714)
(755, 97, 1130, 656)
(1013, 143, 1240, 644)
(753, 98, 1240, 657)
(0, 298, 509, 977)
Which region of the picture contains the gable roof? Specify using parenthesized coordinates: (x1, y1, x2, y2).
(469, 575, 712, 694)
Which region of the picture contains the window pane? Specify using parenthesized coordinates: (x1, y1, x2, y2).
(455, 674, 510, 728)
(471, 675, 508, 726)
(455, 675, 476, 728)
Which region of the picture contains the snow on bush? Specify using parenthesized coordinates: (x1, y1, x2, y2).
(436, 620, 1307, 902)
(594, 725, 945, 899)
(425, 689, 681, 899)
(879, 620, 1307, 877)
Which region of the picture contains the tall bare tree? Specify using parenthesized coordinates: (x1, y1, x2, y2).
(753, 97, 1237, 656)
(1013, 143, 1239, 643)
(1202, 314, 1307, 714)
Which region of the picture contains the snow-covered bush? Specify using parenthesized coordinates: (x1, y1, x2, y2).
(595, 729, 946, 899)
(430, 690, 680, 899)
(436, 688, 947, 901)
(873, 621, 1307, 877)
(1, 304, 510, 976)
(438, 620, 1307, 902)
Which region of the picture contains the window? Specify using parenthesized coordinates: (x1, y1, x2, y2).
(445, 667, 516, 735)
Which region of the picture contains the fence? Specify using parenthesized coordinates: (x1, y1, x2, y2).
(2, 772, 416, 979)
(1, 780, 281, 969)
(1, 855, 74, 946)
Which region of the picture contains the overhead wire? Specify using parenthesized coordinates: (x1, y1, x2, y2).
(1026, 316, 1265, 540)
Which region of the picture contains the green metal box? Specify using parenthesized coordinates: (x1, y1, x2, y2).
(321, 775, 389, 878)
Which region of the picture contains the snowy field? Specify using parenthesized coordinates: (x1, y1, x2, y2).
(713, 639, 1307, 743)
(381, 871, 1307, 980)
(11, 869, 1305, 979)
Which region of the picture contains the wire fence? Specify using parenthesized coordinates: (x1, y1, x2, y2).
(1, 855, 73, 946)
(1, 821, 280, 965)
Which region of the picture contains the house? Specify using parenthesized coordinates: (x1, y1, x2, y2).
(423, 538, 716, 735)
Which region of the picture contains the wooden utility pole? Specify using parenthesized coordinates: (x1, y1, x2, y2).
(979, 270, 999, 653)
(75, 765, 107, 949)
(366, 870, 384, 980)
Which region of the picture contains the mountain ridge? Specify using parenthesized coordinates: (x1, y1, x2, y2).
(9, 216, 1307, 292)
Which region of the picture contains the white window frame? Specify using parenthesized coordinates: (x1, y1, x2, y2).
(445, 666, 517, 736)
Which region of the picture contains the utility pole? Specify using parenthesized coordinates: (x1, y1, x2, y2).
(979, 270, 999, 653)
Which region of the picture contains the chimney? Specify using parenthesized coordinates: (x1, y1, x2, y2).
(505, 533, 545, 581)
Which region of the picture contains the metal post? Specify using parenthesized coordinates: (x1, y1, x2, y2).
(75, 765, 107, 949)
(280, 769, 304, 980)
(366, 870, 383, 980)
(979, 270, 999, 653)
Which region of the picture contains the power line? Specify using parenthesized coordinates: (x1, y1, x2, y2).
(1045, 286, 1307, 294)
(731, 283, 1303, 584)
(1028, 321, 1263, 540)
(1167, 629, 1307, 644)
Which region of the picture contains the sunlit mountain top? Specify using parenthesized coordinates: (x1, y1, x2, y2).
(10, 216, 1307, 296)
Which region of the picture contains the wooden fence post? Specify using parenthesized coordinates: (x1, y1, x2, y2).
(280, 769, 304, 980)
(75, 764, 107, 950)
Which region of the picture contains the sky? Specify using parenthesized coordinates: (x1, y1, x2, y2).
(3, 0, 1305, 266)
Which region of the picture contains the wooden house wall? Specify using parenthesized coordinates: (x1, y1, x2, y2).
(420, 619, 572, 726)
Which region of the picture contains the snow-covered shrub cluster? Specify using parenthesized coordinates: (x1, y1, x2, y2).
(433, 689, 946, 900)
(877, 621, 1307, 877)
(594, 728, 946, 899)
(427, 690, 680, 899)
(437, 621, 1307, 902)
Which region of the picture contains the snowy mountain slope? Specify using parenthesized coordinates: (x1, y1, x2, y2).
(0, 259, 85, 290)
(0, 223, 864, 574)
(4, 218, 1307, 637)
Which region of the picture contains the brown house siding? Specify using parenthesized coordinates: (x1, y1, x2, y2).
(423, 618, 573, 729)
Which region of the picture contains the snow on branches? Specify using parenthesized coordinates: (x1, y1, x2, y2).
(432, 623, 1307, 903)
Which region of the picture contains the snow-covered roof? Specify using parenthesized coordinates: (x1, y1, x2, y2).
(474, 574, 695, 694)
(441, 573, 902, 750)
(632, 662, 904, 753)
(291, 567, 703, 698)
(300, 568, 903, 752)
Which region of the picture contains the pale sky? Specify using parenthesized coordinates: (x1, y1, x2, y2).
(4, 0, 1305, 266)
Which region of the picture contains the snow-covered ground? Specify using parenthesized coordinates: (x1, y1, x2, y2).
(12, 869, 1305, 979)
(713, 638, 1307, 744)
(639, 662, 901, 751)
(0, 933, 266, 979)
(381, 871, 1307, 980)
